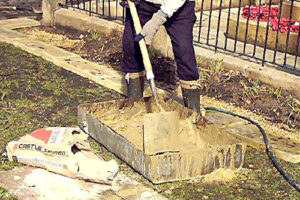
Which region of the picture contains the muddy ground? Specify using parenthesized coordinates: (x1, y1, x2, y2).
(1, 35, 300, 199)
(18, 25, 300, 130)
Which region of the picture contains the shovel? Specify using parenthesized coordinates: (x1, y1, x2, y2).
(127, 1, 181, 152)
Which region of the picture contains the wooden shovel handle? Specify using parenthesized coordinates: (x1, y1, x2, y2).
(127, 1, 154, 77)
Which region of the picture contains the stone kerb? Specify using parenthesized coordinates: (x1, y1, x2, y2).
(53, 8, 124, 35)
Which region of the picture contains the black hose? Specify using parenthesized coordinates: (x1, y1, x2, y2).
(205, 107, 300, 192)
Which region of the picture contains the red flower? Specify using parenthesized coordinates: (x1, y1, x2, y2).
(242, 5, 299, 33)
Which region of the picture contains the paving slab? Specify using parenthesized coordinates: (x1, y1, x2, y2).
(10, 38, 80, 60)
(56, 57, 127, 95)
(0, 28, 29, 40)
(0, 17, 41, 29)
(0, 167, 167, 200)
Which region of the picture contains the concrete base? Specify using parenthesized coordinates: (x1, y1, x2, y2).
(227, 16, 300, 56)
(77, 93, 300, 184)
(78, 96, 247, 184)
(78, 96, 300, 184)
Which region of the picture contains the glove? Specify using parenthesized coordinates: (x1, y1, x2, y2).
(137, 10, 168, 45)
(120, 0, 128, 8)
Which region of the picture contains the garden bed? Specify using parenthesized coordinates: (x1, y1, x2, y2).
(18, 25, 300, 130)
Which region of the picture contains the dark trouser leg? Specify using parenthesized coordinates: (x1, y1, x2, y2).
(122, 1, 159, 99)
(122, 8, 144, 74)
(164, 2, 201, 112)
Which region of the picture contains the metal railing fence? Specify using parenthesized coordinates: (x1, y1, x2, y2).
(63, 0, 300, 73)
(195, 0, 300, 72)
(64, 0, 125, 21)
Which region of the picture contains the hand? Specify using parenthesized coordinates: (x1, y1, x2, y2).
(120, 0, 128, 8)
(137, 10, 167, 45)
(120, 0, 139, 8)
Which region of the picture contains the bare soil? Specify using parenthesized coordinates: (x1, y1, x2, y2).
(26, 25, 299, 130)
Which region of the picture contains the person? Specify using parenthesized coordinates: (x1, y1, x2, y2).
(122, 0, 201, 113)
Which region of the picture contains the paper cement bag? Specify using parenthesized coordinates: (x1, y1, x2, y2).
(6, 127, 119, 184)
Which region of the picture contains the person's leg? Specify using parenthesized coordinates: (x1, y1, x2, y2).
(122, 7, 144, 99)
(122, 0, 159, 99)
(164, 2, 201, 112)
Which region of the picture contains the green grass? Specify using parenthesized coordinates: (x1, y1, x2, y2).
(0, 42, 123, 199)
(1, 42, 300, 200)
(0, 187, 17, 200)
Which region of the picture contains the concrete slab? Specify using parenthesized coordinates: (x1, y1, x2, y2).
(0, 17, 40, 29)
(56, 57, 127, 95)
(0, 28, 29, 40)
(0, 167, 167, 200)
(3, 38, 81, 64)
(78, 97, 247, 184)
(78, 96, 300, 183)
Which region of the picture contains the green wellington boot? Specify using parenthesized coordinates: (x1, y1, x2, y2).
(182, 87, 201, 113)
(127, 76, 145, 99)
